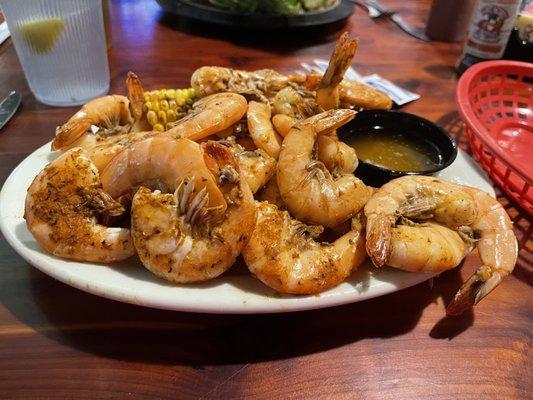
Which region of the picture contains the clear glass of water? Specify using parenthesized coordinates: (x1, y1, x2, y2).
(0, 0, 109, 106)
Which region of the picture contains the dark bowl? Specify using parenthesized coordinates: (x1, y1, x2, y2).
(337, 110, 458, 187)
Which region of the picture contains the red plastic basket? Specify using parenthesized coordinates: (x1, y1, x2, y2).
(457, 60, 533, 215)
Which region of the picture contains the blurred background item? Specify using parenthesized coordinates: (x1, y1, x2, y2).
(103, 0, 112, 50)
(0, 0, 109, 106)
(156, 0, 354, 29)
(503, 0, 533, 61)
(456, 0, 522, 76)
(352, 0, 430, 41)
(425, 0, 476, 42)
(200, 0, 340, 15)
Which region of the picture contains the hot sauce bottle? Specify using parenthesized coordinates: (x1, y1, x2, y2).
(457, 0, 522, 75)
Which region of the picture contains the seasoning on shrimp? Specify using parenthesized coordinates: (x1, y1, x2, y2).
(131, 141, 257, 283)
(52, 72, 146, 151)
(364, 175, 517, 315)
(100, 136, 228, 219)
(277, 109, 372, 228)
(246, 101, 283, 159)
(218, 136, 276, 194)
(165, 92, 248, 141)
(243, 201, 366, 295)
(24, 148, 135, 262)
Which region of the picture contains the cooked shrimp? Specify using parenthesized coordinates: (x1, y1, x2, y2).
(246, 101, 283, 159)
(277, 109, 372, 227)
(364, 175, 478, 268)
(259, 175, 286, 210)
(316, 32, 357, 110)
(131, 141, 257, 283)
(316, 132, 358, 175)
(24, 148, 134, 262)
(386, 222, 471, 273)
(243, 202, 366, 295)
(218, 136, 276, 194)
(272, 87, 305, 118)
(126, 71, 145, 123)
(272, 114, 296, 138)
(214, 119, 248, 139)
(52, 73, 145, 151)
(190, 66, 295, 102)
(305, 73, 393, 110)
(446, 186, 517, 315)
(339, 80, 393, 110)
(164, 93, 247, 141)
(53, 95, 135, 151)
(272, 113, 358, 175)
(364, 175, 517, 315)
(100, 136, 228, 218)
(271, 86, 320, 119)
(86, 130, 158, 171)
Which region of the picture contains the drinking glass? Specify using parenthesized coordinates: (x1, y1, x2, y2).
(0, 0, 110, 106)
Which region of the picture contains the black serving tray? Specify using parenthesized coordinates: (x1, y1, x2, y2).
(156, 0, 354, 29)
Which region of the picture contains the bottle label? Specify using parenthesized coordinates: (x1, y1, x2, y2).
(465, 0, 521, 58)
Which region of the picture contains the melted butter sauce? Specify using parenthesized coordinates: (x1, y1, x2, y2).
(345, 129, 441, 172)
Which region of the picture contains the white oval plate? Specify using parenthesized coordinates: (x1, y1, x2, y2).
(0, 143, 494, 314)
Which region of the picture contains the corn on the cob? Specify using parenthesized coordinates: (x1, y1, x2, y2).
(142, 88, 196, 131)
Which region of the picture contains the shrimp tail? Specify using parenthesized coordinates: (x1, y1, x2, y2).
(316, 32, 358, 110)
(446, 265, 503, 316)
(52, 116, 93, 150)
(126, 71, 145, 121)
(301, 108, 356, 133)
(201, 141, 240, 179)
(366, 215, 393, 267)
(319, 32, 358, 89)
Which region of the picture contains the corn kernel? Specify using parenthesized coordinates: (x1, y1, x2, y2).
(142, 86, 196, 130)
(167, 109, 177, 122)
(158, 110, 167, 125)
(153, 123, 165, 132)
(146, 110, 158, 126)
(159, 100, 169, 111)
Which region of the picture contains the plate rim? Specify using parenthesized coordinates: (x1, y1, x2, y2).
(0, 143, 494, 314)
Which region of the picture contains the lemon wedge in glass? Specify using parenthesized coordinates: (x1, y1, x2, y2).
(19, 18, 65, 55)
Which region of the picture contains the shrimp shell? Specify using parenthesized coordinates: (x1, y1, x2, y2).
(99, 136, 228, 218)
(131, 142, 257, 283)
(243, 202, 366, 295)
(24, 148, 134, 262)
(446, 186, 517, 315)
(277, 109, 372, 228)
(165, 93, 247, 141)
(246, 101, 283, 159)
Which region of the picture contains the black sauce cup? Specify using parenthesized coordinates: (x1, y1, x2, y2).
(337, 110, 458, 187)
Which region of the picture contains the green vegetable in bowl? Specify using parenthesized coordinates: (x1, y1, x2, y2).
(302, 0, 338, 11)
(263, 0, 303, 15)
(205, 0, 337, 15)
(208, 0, 259, 13)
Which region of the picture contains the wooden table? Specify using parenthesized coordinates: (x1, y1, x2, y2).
(0, 1, 531, 398)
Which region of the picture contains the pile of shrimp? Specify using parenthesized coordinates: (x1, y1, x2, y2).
(24, 33, 517, 316)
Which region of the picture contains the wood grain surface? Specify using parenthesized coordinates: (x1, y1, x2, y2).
(0, 1, 531, 399)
